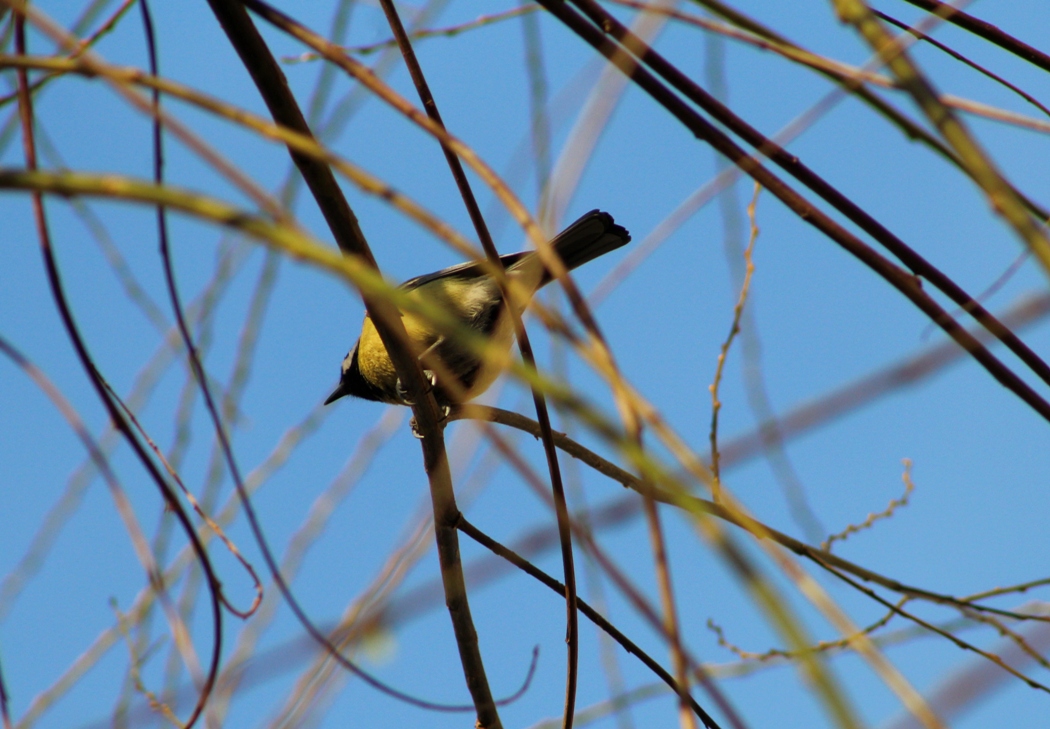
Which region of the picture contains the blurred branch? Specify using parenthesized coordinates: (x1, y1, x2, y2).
(457, 517, 726, 729)
(608, 2, 1050, 137)
(10, 14, 223, 726)
(456, 403, 1049, 708)
(537, 0, 1050, 431)
(9, 2, 291, 219)
(0, 0, 136, 108)
(832, 0, 1050, 276)
(0, 334, 205, 685)
(0, 651, 9, 729)
(0, 241, 250, 626)
(683, 0, 1048, 220)
(455, 404, 1047, 624)
(476, 428, 751, 729)
(569, 0, 1050, 402)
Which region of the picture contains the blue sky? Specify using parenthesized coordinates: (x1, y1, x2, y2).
(3, 2, 1050, 728)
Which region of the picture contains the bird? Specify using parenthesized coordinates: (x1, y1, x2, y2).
(324, 209, 630, 408)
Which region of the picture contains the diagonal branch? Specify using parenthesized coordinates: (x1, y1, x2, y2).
(203, 1, 500, 721)
(569, 0, 1050, 398)
(534, 0, 1050, 428)
(900, 0, 1050, 74)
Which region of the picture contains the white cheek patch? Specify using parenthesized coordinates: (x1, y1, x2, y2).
(341, 344, 357, 375)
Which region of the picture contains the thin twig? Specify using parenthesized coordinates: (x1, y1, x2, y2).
(101, 375, 264, 619)
(709, 183, 760, 492)
(478, 427, 751, 729)
(374, 2, 519, 723)
(825, 565, 1050, 694)
(1, 338, 214, 698)
(457, 517, 726, 729)
(822, 459, 916, 553)
(566, 0, 1050, 410)
(900, 0, 1050, 74)
(200, 0, 486, 713)
(11, 13, 223, 727)
(453, 404, 1050, 624)
(875, 9, 1050, 120)
(111, 601, 182, 727)
(706, 600, 902, 663)
(282, 6, 537, 63)
(832, 0, 1050, 276)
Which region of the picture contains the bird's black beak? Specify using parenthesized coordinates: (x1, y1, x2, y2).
(324, 381, 348, 406)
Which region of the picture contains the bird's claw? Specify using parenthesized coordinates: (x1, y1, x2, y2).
(402, 370, 443, 438)
(396, 370, 437, 406)
(410, 404, 451, 439)
(395, 377, 412, 405)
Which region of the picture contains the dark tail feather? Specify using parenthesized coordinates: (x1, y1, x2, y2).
(539, 210, 631, 285)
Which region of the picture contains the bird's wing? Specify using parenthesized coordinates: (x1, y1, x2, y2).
(399, 251, 530, 291)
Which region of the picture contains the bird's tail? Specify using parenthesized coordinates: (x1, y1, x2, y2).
(548, 209, 631, 277)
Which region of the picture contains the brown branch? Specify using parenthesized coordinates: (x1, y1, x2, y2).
(11, 13, 223, 729)
(197, 0, 489, 714)
(204, 0, 367, 258)
(824, 566, 1050, 694)
(0, 650, 10, 729)
(832, 0, 1050, 274)
(473, 430, 750, 729)
(684, 0, 1048, 223)
(453, 405, 1046, 624)
(457, 517, 726, 729)
(875, 10, 1050, 120)
(641, 497, 697, 729)
(900, 0, 1050, 74)
(567, 0, 1050, 398)
(534, 0, 1050, 428)
(821, 460, 916, 553)
(375, 1, 579, 723)
(282, 6, 539, 62)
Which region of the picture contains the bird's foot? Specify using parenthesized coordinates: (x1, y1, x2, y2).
(410, 404, 451, 439)
(395, 369, 437, 405)
(396, 377, 413, 405)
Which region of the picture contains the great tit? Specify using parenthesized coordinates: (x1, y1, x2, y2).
(324, 209, 630, 408)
